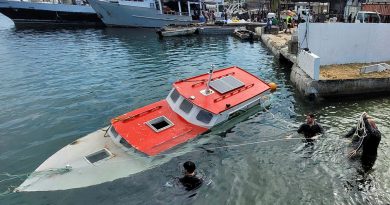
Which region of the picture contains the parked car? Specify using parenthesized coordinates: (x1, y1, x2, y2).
(355, 11, 381, 23)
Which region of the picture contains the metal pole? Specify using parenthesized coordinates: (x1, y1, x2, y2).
(178, 1, 182, 16)
(205, 65, 215, 95)
(158, 0, 163, 14)
(188, 1, 191, 16)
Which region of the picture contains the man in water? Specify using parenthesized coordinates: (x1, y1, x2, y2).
(346, 113, 381, 172)
(179, 161, 202, 191)
(297, 113, 324, 142)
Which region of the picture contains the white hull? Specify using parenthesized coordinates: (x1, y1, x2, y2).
(15, 126, 214, 192)
(15, 127, 163, 192)
(87, 0, 193, 27)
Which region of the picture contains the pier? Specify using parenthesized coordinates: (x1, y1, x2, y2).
(257, 24, 390, 99)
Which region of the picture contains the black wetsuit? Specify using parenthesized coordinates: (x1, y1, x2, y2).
(297, 122, 324, 142)
(179, 174, 202, 191)
(361, 118, 381, 171)
(345, 118, 381, 171)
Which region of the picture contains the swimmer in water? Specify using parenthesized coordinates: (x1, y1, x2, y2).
(297, 113, 324, 143)
(179, 161, 203, 191)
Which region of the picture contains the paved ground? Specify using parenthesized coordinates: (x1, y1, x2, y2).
(320, 62, 390, 80)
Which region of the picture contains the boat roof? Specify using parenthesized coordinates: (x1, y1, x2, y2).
(111, 100, 207, 156)
(173, 66, 270, 114)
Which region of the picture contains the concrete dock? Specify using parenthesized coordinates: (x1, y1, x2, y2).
(258, 28, 390, 99)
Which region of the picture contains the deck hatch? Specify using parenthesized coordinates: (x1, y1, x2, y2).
(85, 149, 112, 164)
(146, 116, 174, 132)
(209, 76, 244, 94)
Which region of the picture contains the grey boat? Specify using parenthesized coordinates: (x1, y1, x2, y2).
(87, 0, 194, 28)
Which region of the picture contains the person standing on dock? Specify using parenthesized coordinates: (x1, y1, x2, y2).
(348, 13, 353, 23)
(297, 113, 324, 142)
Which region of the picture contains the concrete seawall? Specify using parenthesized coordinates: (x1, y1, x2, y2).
(260, 31, 390, 98)
(261, 34, 296, 64)
(290, 65, 390, 97)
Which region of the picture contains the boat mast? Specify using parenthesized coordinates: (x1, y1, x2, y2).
(205, 65, 215, 95)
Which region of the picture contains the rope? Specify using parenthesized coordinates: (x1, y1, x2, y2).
(348, 112, 368, 158)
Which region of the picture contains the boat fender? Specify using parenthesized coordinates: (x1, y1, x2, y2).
(268, 82, 277, 92)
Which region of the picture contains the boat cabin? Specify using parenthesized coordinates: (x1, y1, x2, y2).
(109, 66, 270, 156)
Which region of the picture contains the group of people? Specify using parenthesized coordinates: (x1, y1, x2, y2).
(179, 112, 381, 191)
(297, 112, 381, 172)
(266, 16, 295, 34)
(200, 10, 216, 24)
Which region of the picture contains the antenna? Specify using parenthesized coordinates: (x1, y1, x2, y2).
(205, 65, 215, 95)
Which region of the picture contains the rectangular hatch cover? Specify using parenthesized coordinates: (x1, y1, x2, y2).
(209, 76, 244, 94)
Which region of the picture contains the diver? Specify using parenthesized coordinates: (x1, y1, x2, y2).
(346, 112, 381, 172)
(297, 113, 324, 143)
(179, 161, 203, 191)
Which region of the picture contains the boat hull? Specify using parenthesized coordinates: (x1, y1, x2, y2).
(0, 1, 104, 26)
(15, 95, 268, 192)
(15, 127, 163, 192)
(87, 0, 193, 28)
(157, 27, 197, 37)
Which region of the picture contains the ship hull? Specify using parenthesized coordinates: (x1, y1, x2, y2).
(87, 0, 193, 28)
(0, 1, 103, 26)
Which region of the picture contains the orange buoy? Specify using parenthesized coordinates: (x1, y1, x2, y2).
(268, 82, 277, 92)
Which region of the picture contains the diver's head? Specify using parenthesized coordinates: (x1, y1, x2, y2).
(183, 161, 196, 175)
(367, 117, 377, 129)
(306, 113, 315, 124)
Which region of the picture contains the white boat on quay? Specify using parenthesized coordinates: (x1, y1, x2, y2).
(87, 0, 194, 28)
(15, 66, 271, 192)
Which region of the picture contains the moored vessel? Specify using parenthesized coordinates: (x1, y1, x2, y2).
(87, 0, 194, 27)
(0, 0, 103, 26)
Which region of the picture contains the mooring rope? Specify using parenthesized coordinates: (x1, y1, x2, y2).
(348, 112, 368, 158)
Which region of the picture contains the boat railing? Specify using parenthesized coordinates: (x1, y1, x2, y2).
(191, 72, 236, 88)
(214, 83, 255, 103)
(113, 105, 163, 123)
(163, 11, 189, 16)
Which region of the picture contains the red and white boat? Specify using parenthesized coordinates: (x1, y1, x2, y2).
(16, 66, 271, 192)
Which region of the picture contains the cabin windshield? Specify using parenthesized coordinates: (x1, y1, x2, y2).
(196, 109, 213, 124)
(170, 88, 180, 102)
(179, 99, 193, 114)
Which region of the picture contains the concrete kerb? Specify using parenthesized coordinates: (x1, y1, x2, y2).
(290, 65, 390, 98)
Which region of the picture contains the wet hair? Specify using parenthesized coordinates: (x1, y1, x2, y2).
(183, 161, 196, 173)
(308, 113, 315, 119)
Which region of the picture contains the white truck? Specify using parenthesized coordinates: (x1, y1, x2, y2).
(354, 11, 381, 23)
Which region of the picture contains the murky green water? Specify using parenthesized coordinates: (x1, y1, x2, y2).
(0, 14, 389, 205)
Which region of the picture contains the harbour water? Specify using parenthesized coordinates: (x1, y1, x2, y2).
(0, 14, 389, 204)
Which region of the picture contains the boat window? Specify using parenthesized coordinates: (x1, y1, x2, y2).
(170, 89, 180, 102)
(196, 109, 213, 124)
(85, 149, 111, 164)
(179, 99, 193, 114)
(146, 116, 174, 132)
(110, 126, 119, 138)
(119, 137, 132, 149)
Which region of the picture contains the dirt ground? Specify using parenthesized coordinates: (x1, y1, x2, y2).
(268, 33, 291, 49)
(320, 62, 390, 80)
